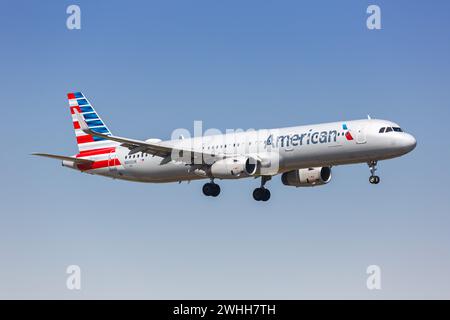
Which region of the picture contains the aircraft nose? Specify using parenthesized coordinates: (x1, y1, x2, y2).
(399, 133, 417, 153)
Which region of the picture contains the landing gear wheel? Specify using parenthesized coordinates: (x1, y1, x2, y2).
(262, 188, 270, 201)
(369, 175, 380, 184)
(210, 184, 220, 197)
(202, 182, 221, 197)
(202, 183, 211, 196)
(253, 188, 270, 201)
(253, 188, 262, 201)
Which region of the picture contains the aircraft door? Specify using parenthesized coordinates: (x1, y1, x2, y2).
(356, 127, 367, 144)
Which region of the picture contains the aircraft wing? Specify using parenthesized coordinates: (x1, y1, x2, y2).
(74, 110, 219, 162)
(32, 153, 94, 164)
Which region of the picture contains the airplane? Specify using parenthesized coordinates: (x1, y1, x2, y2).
(33, 92, 417, 201)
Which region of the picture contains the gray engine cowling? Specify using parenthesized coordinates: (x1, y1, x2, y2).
(210, 156, 259, 179)
(281, 167, 332, 187)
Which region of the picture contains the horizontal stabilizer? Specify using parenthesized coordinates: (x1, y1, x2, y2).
(32, 153, 94, 164)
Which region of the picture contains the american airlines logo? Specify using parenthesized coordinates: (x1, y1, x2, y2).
(265, 124, 352, 149)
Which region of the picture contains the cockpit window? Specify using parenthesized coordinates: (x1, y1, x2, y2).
(385, 127, 393, 132)
(379, 127, 385, 133)
(393, 127, 403, 132)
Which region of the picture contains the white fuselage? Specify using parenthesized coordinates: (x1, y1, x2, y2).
(72, 118, 416, 183)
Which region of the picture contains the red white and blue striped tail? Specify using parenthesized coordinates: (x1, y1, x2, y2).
(67, 92, 119, 152)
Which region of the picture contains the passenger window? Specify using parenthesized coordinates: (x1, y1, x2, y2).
(385, 127, 393, 132)
(379, 127, 385, 133)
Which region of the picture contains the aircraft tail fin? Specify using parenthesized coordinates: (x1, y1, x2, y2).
(67, 92, 119, 152)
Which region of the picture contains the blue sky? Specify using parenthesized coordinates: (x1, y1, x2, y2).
(1, 0, 449, 299)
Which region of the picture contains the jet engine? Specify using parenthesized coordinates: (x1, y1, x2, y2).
(281, 167, 332, 187)
(210, 156, 259, 179)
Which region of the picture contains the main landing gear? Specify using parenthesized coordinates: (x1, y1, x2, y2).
(201, 176, 273, 201)
(202, 180, 221, 197)
(368, 161, 380, 185)
(253, 176, 271, 202)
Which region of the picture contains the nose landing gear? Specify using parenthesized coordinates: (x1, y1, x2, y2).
(253, 176, 272, 201)
(368, 161, 380, 184)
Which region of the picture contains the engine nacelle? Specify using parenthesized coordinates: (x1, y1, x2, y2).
(281, 167, 332, 187)
(211, 156, 259, 179)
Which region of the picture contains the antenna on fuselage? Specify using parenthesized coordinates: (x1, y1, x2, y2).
(367, 115, 372, 120)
